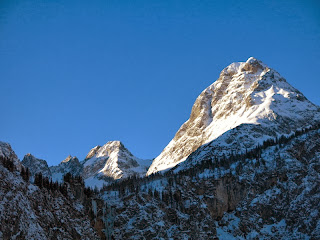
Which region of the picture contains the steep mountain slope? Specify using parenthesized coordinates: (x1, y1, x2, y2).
(147, 57, 320, 175)
(22, 153, 52, 178)
(50, 155, 82, 182)
(82, 141, 151, 187)
(0, 142, 100, 239)
(101, 125, 320, 239)
(0, 141, 22, 171)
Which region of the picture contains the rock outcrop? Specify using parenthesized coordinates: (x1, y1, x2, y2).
(22, 153, 51, 178)
(0, 141, 22, 171)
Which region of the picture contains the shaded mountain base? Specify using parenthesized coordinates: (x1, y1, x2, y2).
(99, 126, 320, 239)
(0, 156, 103, 240)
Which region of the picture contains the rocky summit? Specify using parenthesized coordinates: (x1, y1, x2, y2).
(22, 153, 52, 179)
(82, 141, 151, 187)
(147, 57, 320, 175)
(2, 57, 320, 239)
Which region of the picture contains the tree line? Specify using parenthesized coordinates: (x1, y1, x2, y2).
(99, 122, 320, 201)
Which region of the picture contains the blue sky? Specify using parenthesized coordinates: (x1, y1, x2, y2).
(1, 0, 319, 166)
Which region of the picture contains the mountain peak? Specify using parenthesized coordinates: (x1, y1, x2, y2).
(82, 140, 150, 185)
(242, 57, 267, 73)
(62, 155, 72, 163)
(61, 155, 79, 164)
(84, 141, 126, 161)
(22, 153, 51, 178)
(147, 58, 320, 175)
(220, 57, 269, 78)
(105, 140, 124, 149)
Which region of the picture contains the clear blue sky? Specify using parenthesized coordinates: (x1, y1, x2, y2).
(1, 0, 319, 166)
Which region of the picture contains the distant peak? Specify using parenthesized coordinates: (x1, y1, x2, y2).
(22, 153, 47, 165)
(106, 140, 123, 148)
(85, 141, 126, 160)
(61, 155, 79, 164)
(62, 155, 72, 163)
(23, 153, 42, 161)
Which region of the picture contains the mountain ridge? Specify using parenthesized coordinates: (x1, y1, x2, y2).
(147, 57, 320, 175)
(21, 140, 151, 188)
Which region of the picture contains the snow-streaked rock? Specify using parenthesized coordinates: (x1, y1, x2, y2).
(82, 141, 151, 182)
(147, 57, 320, 175)
(22, 142, 151, 188)
(0, 146, 99, 239)
(21, 153, 51, 178)
(50, 155, 82, 182)
(0, 141, 22, 171)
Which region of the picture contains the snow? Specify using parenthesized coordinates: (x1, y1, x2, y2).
(144, 179, 168, 193)
(27, 185, 38, 194)
(83, 155, 103, 167)
(51, 172, 63, 183)
(147, 57, 320, 175)
(82, 140, 151, 184)
(260, 219, 287, 236)
(215, 213, 244, 240)
(84, 176, 106, 189)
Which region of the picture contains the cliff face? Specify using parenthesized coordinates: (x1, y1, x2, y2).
(0, 143, 100, 240)
(147, 57, 320, 175)
(22, 153, 52, 178)
(0, 141, 22, 171)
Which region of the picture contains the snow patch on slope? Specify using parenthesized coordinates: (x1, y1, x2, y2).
(82, 141, 151, 186)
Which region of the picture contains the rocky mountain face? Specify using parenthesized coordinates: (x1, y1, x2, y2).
(0, 141, 22, 171)
(22, 153, 52, 178)
(0, 143, 101, 239)
(82, 141, 151, 188)
(50, 155, 82, 182)
(147, 57, 320, 175)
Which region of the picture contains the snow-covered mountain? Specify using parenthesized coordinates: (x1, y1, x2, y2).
(2, 57, 320, 239)
(147, 57, 320, 175)
(22, 141, 151, 188)
(82, 141, 151, 187)
(50, 155, 82, 182)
